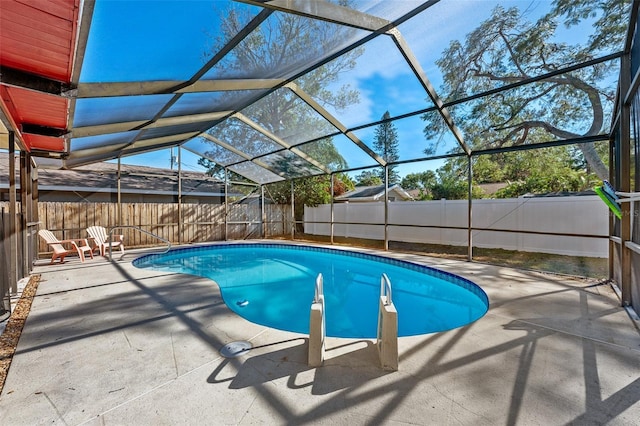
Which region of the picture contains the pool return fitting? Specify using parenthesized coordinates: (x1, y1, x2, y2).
(307, 272, 399, 371)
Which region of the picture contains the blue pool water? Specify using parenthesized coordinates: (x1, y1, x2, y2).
(133, 243, 489, 338)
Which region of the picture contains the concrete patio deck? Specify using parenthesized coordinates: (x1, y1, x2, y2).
(0, 241, 639, 425)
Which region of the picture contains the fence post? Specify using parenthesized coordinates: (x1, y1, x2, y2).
(261, 185, 265, 238)
(1, 207, 11, 317)
(384, 165, 389, 251)
(291, 180, 295, 239)
(467, 156, 473, 262)
(178, 146, 182, 245)
(8, 132, 18, 294)
(224, 168, 229, 241)
(330, 174, 334, 245)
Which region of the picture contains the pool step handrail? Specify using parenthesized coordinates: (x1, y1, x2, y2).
(380, 272, 393, 305)
(313, 271, 324, 303)
(107, 226, 171, 260)
(308, 273, 326, 367)
(377, 273, 398, 371)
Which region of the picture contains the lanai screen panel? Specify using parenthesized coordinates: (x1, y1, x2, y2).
(229, 161, 286, 184)
(202, 9, 371, 81)
(163, 91, 262, 118)
(261, 151, 326, 178)
(183, 136, 247, 167)
(351, 113, 465, 162)
(80, 1, 237, 82)
(206, 118, 284, 158)
(295, 33, 437, 131)
(2, 0, 625, 186)
(442, 59, 621, 151)
(398, 0, 627, 104)
(242, 88, 339, 146)
(296, 135, 380, 172)
(71, 132, 137, 152)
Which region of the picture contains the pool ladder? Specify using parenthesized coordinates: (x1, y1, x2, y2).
(307, 272, 398, 371)
(308, 273, 325, 367)
(377, 273, 398, 370)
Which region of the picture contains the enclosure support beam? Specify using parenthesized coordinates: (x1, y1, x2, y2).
(117, 156, 122, 227)
(261, 185, 266, 239)
(384, 165, 389, 251)
(31, 157, 39, 268)
(286, 83, 386, 167)
(619, 53, 632, 306)
(224, 168, 229, 241)
(19, 152, 29, 274)
(8, 132, 17, 294)
(291, 180, 295, 240)
(178, 146, 183, 245)
(467, 156, 473, 262)
(330, 174, 334, 245)
(389, 29, 471, 156)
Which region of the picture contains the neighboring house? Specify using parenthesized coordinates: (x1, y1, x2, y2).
(0, 152, 227, 204)
(334, 184, 413, 203)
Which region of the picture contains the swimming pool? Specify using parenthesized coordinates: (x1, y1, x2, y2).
(133, 243, 489, 338)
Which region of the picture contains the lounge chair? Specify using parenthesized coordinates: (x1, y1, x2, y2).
(87, 226, 125, 257)
(38, 229, 94, 264)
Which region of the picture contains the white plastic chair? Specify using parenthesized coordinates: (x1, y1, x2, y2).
(86, 226, 125, 257)
(38, 229, 94, 263)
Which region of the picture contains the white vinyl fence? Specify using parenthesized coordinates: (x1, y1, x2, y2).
(304, 196, 610, 258)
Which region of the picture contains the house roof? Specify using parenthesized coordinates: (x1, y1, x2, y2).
(335, 184, 413, 202)
(0, 152, 225, 197)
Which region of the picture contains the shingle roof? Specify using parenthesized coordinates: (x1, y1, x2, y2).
(0, 152, 224, 196)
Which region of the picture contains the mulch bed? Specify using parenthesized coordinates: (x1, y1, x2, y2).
(0, 274, 41, 394)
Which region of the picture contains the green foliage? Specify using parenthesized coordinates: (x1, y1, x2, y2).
(197, 157, 225, 180)
(432, 161, 483, 200)
(354, 170, 382, 186)
(494, 169, 599, 198)
(421, 0, 628, 180)
(400, 170, 437, 190)
(265, 173, 354, 221)
(431, 180, 483, 200)
(483, 147, 601, 196)
(400, 171, 437, 200)
(405, 144, 602, 199)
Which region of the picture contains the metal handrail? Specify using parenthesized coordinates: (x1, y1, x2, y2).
(314, 273, 324, 303)
(107, 225, 171, 259)
(380, 273, 392, 306)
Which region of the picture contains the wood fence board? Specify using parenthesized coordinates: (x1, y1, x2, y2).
(31, 201, 290, 253)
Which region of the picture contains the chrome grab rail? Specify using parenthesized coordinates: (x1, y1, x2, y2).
(107, 225, 171, 259)
(314, 273, 324, 303)
(380, 273, 392, 306)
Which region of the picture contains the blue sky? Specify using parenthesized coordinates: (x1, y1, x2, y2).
(81, 0, 609, 181)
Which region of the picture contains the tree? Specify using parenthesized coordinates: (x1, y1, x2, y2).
(422, 0, 628, 180)
(434, 145, 603, 198)
(427, 161, 484, 200)
(401, 171, 437, 200)
(373, 111, 400, 184)
(354, 170, 382, 186)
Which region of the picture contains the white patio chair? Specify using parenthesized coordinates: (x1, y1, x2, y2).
(86, 226, 125, 257)
(38, 229, 94, 264)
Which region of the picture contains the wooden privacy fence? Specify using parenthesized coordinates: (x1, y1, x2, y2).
(35, 202, 292, 255)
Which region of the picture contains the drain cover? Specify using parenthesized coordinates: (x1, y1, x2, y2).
(220, 340, 252, 358)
